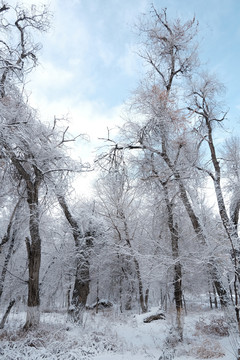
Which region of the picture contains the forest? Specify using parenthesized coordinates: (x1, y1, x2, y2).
(0, 2, 239, 359)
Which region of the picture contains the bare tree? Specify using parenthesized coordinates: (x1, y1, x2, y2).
(97, 7, 229, 339)
(0, 2, 50, 96)
(95, 164, 151, 313)
(221, 136, 240, 233)
(188, 74, 240, 326)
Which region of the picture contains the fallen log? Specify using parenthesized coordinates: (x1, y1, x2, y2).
(143, 312, 165, 323)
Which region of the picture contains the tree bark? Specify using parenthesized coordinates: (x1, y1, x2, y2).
(8, 152, 42, 330)
(0, 299, 15, 329)
(120, 212, 148, 313)
(57, 194, 90, 322)
(24, 198, 41, 330)
(162, 182, 183, 340)
(172, 167, 228, 307)
(0, 200, 21, 301)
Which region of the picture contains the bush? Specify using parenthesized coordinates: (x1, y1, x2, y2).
(0, 323, 119, 359)
(191, 339, 225, 358)
(195, 316, 229, 337)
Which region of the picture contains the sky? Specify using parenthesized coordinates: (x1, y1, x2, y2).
(19, 0, 240, 195)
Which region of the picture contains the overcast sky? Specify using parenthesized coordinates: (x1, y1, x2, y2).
(21, 0, 240, 194)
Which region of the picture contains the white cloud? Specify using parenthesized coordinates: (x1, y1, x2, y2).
(28, 85, 124, 162)
(31, 61, 73, 89)
(118, 43, 141, 77)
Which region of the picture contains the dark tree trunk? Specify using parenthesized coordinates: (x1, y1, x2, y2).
(144, 288, 149, 313)
(156, 146, 229, 308)
(8, 153, 43, 330)
(24, 197, 41, 330)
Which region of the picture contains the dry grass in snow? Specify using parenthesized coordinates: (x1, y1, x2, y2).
(0, 306, 238, 359)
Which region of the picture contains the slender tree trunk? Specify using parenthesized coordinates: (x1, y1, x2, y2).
(0, 231, 16, 300)
(121, 214, 148, 313)
(0, 299, 15, 329)
(204, 115, 240, 324)
(177, 173, 229, 306)
(0, 200, 21, 301)
(157, 150, 229, 307)
(213, 285, 218, 309)
(227, 274, 234, 305)
(96, 276, 99, 314)
(119, 275, 123, 313)
(209, 291, 213, 309)
(144, 288, 149, 312)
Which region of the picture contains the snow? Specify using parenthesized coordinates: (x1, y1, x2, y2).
(0, 306, 238, 359)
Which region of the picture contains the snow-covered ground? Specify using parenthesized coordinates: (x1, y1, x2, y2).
(0, 306, 238, 359)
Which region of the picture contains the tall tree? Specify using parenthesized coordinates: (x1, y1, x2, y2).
(0, 2, 86, 328)
(96, 163, 151, 313)
(188, 74, 240, 326)
(98, 7, 229, 337)
(0, 2, 50, 328)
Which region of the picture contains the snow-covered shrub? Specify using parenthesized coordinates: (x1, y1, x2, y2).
(190, 339, 225, 358)
(0, 323, 120, 359)
(164, 326, 181, 347)
(195, 316, 229, 337)
(159, 348, 175, 359)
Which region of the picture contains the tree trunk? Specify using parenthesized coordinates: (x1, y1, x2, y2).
(144, 288, 149, 313)
(70, 257, 90, 322)
(8, 154, 42, 330)
(157, 150, 229, 307)
(162, 182, 183, 340)
(0, 231, 16, 301)
(57, 195, 91, 322)
(24, 196, 41, 330)
(204, 113, 240, 324)
(0, 200, 21, 301)
(124, 279, 133, 311)
(121, 214, 148, 313)
(176, 172, 229, 307)
(0, 299, 15, 329)
(213, 285, 218, 309)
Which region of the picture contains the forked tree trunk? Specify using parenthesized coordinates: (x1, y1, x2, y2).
(9, 152, 43, 330)
(57, 195, 91, 322)
(149, 146, 229, 308)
